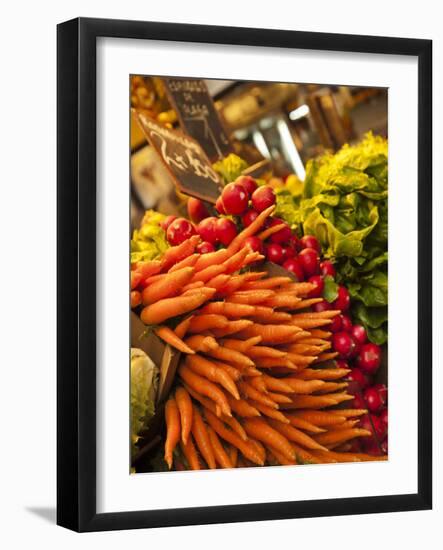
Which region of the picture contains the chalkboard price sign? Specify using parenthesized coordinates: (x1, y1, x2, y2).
(163, 78, 232, 161)
(133, 110, 222, 203)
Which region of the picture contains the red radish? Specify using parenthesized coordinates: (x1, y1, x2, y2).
(221, 182, 249, 215)
(330, 315, 343, 333)
(244, 236, 264, 255)
(362, 437, 383, 456)
(335, 359, 349, 370)
(236, 175, 258, 196)
(380, 437, 388, 454)
(160, 215, 177, 231)
(215, 217, 237, 246)
(298, 248, 320, 277)
(356, 343, 382, 374)
(373, 383, 388, 405)
(307, 275, 324, 298)
(197, 217, 218, 244)
(215, 196, 226, 215)
(332, 286, 351, 311)
(351, 392, 367, 410)
(187, 197, 209, 223)
(251, 186, 276, 212)
(281, 246, 295, 262)
(340, 314, 353, 332)
(283, 257, 304, 281)
(379, 408, 388, 428)
(345, 368, 369, 391)
(299, 235, 321, 253)
(320, 260, 336, 278)
(166, 218, 196, 245)
(351, 324, 367, 345)
(359, 413, 385, 440)
(313, 300, 331, 313)
(363, 387, 384, 413)
(196, 241, 215, 254)
(332, 331, 355, 359)
(288, 234, 300, 251)
(266, 243, 284, 264)
(242, 209, 259, 228)
(268, 218, 292, 244)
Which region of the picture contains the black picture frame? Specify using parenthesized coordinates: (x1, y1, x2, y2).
(57, 17, 432, 532)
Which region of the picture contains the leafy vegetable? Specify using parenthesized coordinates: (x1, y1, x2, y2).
(213, 154, 248, 184)
(131, 348, 158, 459)
(130, 210, 169, 264)
(275, 133, 388, 343)
(323, 276, 339, 303)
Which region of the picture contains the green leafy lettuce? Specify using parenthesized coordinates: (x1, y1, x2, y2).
(213, 154, 248, 184)
(275, 133, 388, 344)
(130, 210, 169, 264)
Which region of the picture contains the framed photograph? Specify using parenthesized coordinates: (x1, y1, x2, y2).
(57, 17, 432, 532)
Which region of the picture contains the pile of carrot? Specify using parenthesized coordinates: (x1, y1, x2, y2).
(132, 206, 386, 469)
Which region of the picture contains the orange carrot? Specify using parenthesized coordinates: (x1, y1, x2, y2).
(314, 428, 372, 447)
(225, 395, 261, 418)
(169, 253, 199, 272)
(194, 248, 230, 271)
(238, 381, 278, 409)
(267, 418, 328, 451)
(242, 276, 293, 291)
(210, 359, 242, 381)
(243, 418, 295, 462)
(207, 426, 233, 468)
(175, 387, 193, 445)
(227, 205, 275, 253)
(284, 413, 326, 434)
(222, 336, 262, 353)
(284, 378, 326, 394)
(134, 260, 162, 280)
(267, 446, 297, 466)
(199, 301, 256, 318)
(292, 310, 340, 320)
(187, 314, 228, 333)
(264, 294, 302, 310)
(130, 271, 142, 290)
(162, 235, 200, 270)
(236, 324, 300, 344)
(258, 223, 287, 241)
(262, 374, 294, 394)
(178, 364, 231, 417)
(315, 382, 348, 394)
(140, 289, 215, 325)
(254, 357, 297, 369)
(312, 352, 339, 364)
(222, 247, 249, 273)
(155, 326, 195, 354)
(296, 368, 350, 381)
(329, 409, 368, 417)
(282, 395, 339, 409)
(164, 397, 181, 469)
(309, 329, 332, 339)
(191, 406, 216, 469)
(205, 273, 230, 291)
(210, 320, 254, 338)
(186, 355, 240, 399)
(185, 334, 218, 353)
(285, 353, 317, 366)
(174, 316, 194, 339)
(228, 290, 275, 305)
(184, 384, 247, 440)
(290, 318, 333, 329)
(294, 410, 347, 426)
(228, 445, 238, 467)
(191, 263, 226, 284)
(180, 436, 201, 470)
(205, 346, 254, 368)
(217, 274, 250, 296)
(182, 280, 205, 292)
(291, 443, 321, 464)
(130, 290, 142, 308)
(248, 376, 268, 394)
(204, 410, 264, 465)
(267, 392, 293, 404)
(248, 400, 290, 424)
